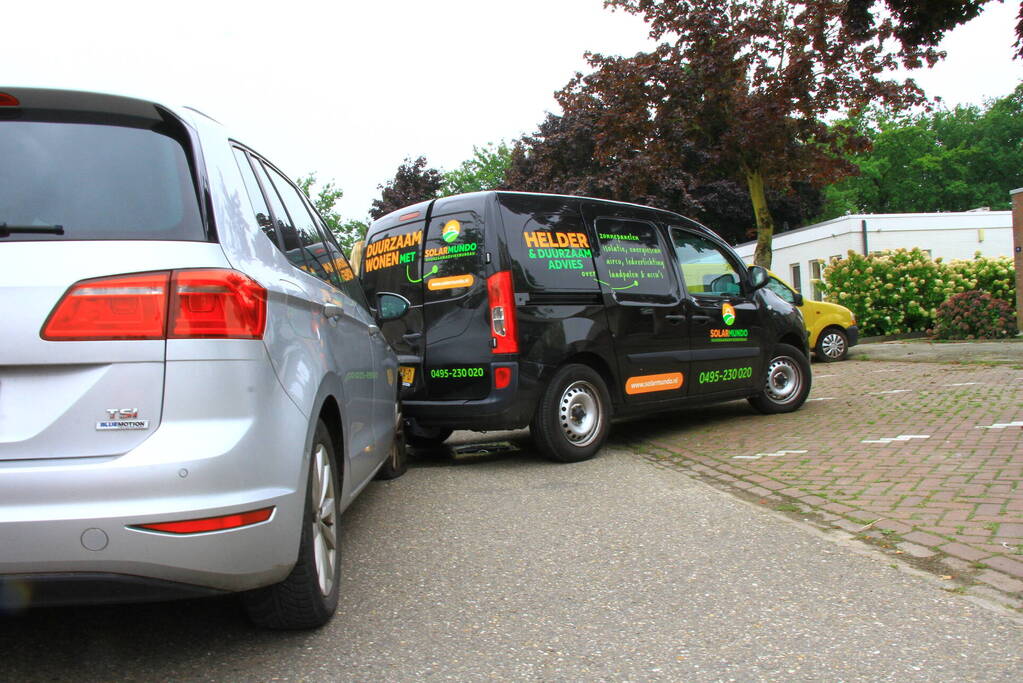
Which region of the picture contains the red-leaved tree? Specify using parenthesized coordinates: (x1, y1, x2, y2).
(552, 0, 936, 267)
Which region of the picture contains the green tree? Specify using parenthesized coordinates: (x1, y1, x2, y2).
(296, 173, 367, 252)
(561, 0, 930, 268)
(818, 85, 1023, 217)
(441, 142, 513, 195)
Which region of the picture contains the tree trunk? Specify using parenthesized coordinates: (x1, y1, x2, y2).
(745, 166, 775, 269)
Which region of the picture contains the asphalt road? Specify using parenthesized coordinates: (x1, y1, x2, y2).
(2, 429, 1022, 682)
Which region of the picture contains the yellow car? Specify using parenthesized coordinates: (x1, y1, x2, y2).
(764, 272, 859, 362)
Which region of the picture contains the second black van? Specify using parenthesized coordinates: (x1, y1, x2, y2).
(361, 192, 811, 462)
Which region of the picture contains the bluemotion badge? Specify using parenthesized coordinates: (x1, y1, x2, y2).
(722, 302, 736, 326)
(442, 220, 461, 243)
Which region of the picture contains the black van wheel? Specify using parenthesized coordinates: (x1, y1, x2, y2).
(815, 327, 849, 362)
(748, 344, 812, 414)
(376, 401, 408, 480)
(406, 419, 453, 449)
(243, 419, 340, 629)
(531, 364, 611, 463)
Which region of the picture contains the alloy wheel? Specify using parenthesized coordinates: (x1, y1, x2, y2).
(310, 443, 337, 596)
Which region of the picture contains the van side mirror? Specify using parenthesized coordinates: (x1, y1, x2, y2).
(748, 265, 769, 290)
(792, 291, 804, 306)
(376, 292, 410, 321)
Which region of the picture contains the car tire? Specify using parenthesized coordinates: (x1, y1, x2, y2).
(748, 344, 812, 415)
(815, 327, 849, 362)
(531, 363, 611, 463)
(376, 400, 408, 480)
(243, 419, 340, 629)
(405, 420, 453, 449)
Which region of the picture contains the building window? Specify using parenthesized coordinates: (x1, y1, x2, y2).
(790, 264, 802, 293)
(810, 259, 825, 301)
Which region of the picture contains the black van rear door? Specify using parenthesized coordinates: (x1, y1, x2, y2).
(420, 203, 491, 400)
(361, 214, 427, 390)
(588, 213, 691, 405)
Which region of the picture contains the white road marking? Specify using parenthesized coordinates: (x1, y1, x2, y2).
(815, 374, 836, 378)
(871, 369, 899, 373)
(861, 434, 930, 444)
(734, 449, 808, 460)
(944, 382, 979, 386)
(976, 421, 1023, 429)
(807, 397, 836, 402)
(868, 389, 912, 395)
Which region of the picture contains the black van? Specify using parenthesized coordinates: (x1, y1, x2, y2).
(361, 192, 810, 462)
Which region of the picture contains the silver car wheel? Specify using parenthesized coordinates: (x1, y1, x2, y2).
(765, 356, 802, 404)
(820, 331, 846, 359)
(559, 380, 602, 447)
(310, 443, 337, 596)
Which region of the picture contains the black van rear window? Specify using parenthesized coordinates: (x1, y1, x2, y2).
(0, 121, 203, 241)
(422, 211, 484, 300)
(508, 212, 599, 292)
(361, 220, 425, 303)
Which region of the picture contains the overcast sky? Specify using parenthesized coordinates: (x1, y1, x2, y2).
(7, 0, 1022, 221)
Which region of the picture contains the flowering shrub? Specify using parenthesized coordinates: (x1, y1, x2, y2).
(933, 290, 1017, 340)
(946, 253, 1016, 304)
(819, 248, 1016, 336)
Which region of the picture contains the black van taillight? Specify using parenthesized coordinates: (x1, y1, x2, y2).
(486, 270, 518, 354)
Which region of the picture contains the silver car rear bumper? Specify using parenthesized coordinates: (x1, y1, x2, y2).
(0, 350, 310, 598)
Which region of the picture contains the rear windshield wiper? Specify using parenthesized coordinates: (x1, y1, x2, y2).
(0, 223, 65, 237)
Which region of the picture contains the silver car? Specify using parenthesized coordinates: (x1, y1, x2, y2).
(0, 87, 408, 629)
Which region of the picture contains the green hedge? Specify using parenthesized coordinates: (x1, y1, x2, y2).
(818, 248, 1016, 336)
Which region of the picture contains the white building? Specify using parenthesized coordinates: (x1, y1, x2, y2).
(734, 210, 1014, 301)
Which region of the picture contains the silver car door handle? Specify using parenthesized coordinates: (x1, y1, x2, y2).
(323, 303, 344, 319)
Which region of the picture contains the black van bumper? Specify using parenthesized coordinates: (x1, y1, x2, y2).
(402, 361, 543, 430)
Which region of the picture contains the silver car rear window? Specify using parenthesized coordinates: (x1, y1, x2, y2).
(0, 120, 204, 241)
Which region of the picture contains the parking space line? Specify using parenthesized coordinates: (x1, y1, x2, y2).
(861, 434, 930, 444)
(734, 449, 808, 460)
(976, 421, 1023, 429)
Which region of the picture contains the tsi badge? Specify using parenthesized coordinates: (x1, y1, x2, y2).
(97, 408, 150, 431)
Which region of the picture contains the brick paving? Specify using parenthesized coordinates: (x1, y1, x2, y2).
(616, 358, 1023, 609)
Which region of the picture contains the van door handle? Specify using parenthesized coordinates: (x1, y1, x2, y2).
(402, 332, 423, 342)
(323, 303, 344, 319)
(665, 314, 685, 322)
(691, 314, 712, 325)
